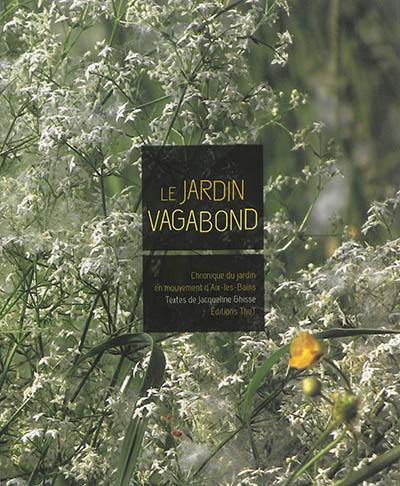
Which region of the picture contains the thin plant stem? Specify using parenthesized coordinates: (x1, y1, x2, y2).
(285, 430, 347, 485)
(324, 357, 353, 393)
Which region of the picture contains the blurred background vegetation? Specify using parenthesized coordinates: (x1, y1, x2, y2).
(254, 0, 400, 238)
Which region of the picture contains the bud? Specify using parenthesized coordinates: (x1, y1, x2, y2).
(302, 376, 322, 397)
(333, 393, 359, 424)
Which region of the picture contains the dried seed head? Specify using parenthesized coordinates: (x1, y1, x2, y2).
(333, 393, 359, 425)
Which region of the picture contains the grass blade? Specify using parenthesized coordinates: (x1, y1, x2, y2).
(70, 333, 166, 486)
(114, 335, 166, 486)
(73, 333, 154, 366)
(241, 343, 289, 422)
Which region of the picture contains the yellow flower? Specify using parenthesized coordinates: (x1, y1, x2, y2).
(289, 331, 324, 370)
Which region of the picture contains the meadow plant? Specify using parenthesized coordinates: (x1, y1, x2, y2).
(0, 0, 399, 485)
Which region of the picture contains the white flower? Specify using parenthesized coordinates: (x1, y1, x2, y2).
(21, 428, 43, 443)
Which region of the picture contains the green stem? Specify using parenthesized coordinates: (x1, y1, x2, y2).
(324, 357, 352, 392)
(276, 195, 318, 254)
(100, 168, 107, 218)
(320, 392, 334, 405)
(0, 267, 34, 395)
(286, 430, 346, 485)
(192, 426, 244, 478)
(0, 398, 31, 437)
(334, 443, 400, 486)
(75, 291, 102, 358)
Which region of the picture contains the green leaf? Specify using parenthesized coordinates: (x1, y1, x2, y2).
(69, 333, 150, 399)
(241, 343, 289, 422)
(114, 334, 166, 486)
(241, 328, 400, 422)
(72, 333, 166, 486)
(73, 333, 154, 366)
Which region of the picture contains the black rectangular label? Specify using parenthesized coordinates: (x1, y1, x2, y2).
(142, 145, 263, 250)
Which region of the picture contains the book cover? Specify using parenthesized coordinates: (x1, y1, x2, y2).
(0, 1, 399, 485)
